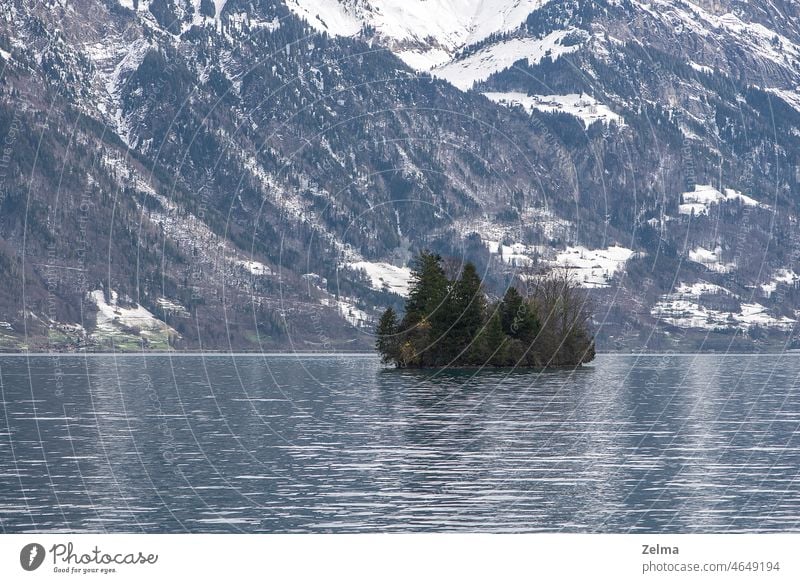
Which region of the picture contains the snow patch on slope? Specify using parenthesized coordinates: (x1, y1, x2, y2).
(99, 38, 151, 147)
(237, 259, 272, 276)
(116, 0, 151, 11)
(455, 206, 572, 244)
(284, 0, 362, 36)
(134, 189, 275, 287)
(766, 87, 800, 114)
(651, 281, 795, 331)
(482, 241, 635, 288)
(320, 295, 372, 328)
(551, 245, 635, 288)
(760, 269, 800, 297)
(630, 0, 800, 72)
(88, 290, 177, 341)
(679, 185, 766, 216)
(485, 241, 544, 267)
(156, 297, 190, 317)
(688, 246, 735, 273)
(433, 31, 581, 90)
(350, 261, 412, 296)
(483, 91, 624, 127)
(213, 0, 228, 21)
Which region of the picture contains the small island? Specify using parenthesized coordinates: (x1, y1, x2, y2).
(376, 251, 596, 368)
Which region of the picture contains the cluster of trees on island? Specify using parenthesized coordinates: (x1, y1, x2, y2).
(376, 251, 596, 368)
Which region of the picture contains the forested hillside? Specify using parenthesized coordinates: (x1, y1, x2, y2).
(1, 0, 800, 352)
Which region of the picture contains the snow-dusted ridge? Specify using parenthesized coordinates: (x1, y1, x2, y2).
(285, 0, 552, 70)
(433, 30, 582, 90)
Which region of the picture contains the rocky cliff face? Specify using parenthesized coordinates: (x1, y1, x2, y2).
(1, 0, 800, 351)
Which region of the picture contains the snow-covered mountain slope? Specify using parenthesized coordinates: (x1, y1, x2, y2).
(283, 1, 800, 85)
(4, 0, 800, 352)
(0, 0, 577, 350)
(434, 28, 582, 89)
(285, 0, 551, 69)
(483, 91, 623, 127)
(281, 0, 800, 131)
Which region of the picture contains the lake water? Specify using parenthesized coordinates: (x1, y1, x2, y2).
(0, 353, 799, 533)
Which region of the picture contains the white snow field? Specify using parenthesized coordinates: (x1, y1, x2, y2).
(651, 281, 795, 331)
(483, 92, 623, 127)
(88, 290, 177, 345)
(285, 0, 551, 70)
(679, 184, 765, 216)
(349, 261, 413, 296)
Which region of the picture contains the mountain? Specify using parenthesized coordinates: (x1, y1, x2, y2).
(1, 0, 800, 352)
(284, 0, 552, 69)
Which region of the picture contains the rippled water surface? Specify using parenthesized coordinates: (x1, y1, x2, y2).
(1, 353, 799, 533)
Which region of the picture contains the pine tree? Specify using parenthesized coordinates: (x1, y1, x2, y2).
(453, 263, 485, 338)
(472, 309, 509, 366)
(376, 307, 399, 363)
(500, 287, 539, 341)
(485, 311, 509, 366)
(403, 251, 449, 326)
(400, 251, 449, 366)
(375, 253, 594, 368)
(500, 287, 523, 333)
(435, 262, 485, 365)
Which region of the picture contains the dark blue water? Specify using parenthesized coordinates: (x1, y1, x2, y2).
(0, 353, 799, 533)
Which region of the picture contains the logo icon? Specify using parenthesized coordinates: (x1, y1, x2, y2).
(20, 543, 46, 571)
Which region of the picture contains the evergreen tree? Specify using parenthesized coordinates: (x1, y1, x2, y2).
(500, 287, 524, 333)
(472, 309, 509, 366)
(486, 311, 510, 366)
(500, 287, 538, 341)
(376, 307, 399, 363)
(375, 253, 594, 368)
(454, 262, 486, 341)
(403, 251, 449, 326)
(435, 262, 485, 364)
(400, 250, 450, 366)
